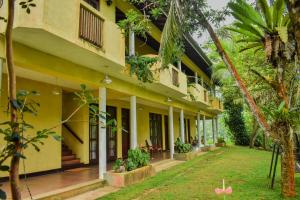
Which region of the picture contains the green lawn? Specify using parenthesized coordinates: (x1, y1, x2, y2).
(99, 146, 300, 200)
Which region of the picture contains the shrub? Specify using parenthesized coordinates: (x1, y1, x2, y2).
(112, 148, 150, 172)
(217, 137, 225, 144)
(174, 138, 193, 153)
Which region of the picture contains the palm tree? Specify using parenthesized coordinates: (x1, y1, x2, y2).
(158, 0, 299, 197)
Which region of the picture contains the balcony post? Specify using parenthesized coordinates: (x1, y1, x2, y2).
(177, 60, 182, 71)
(195, 72, 198, 84)
(129, 28, 135, 56)
(130, 96, 138, 149)
(212, 117, 216, 144)
(99, 87, 107, 179)
(197, 113, 201, 148)
(180, 109, 185, 142)
(169, 106, 175, 159)
(202, 115, 207, 146)
(216, 116, 219, 139)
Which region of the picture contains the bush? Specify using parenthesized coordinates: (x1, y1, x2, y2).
(174, 138, 193, 153)
(113, 148, 150, 172)
(217, 137, 225, 144)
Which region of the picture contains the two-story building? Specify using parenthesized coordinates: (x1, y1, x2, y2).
(0, 0, 223, 182)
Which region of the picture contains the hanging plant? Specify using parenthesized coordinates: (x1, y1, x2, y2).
(126, 55, 159, 83)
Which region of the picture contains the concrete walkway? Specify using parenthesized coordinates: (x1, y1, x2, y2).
(66, 186, 119, 200)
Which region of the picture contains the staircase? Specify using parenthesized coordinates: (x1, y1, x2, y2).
(62, 143, 84, 170)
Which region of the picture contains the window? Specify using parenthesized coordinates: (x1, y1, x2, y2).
(84, 0, 100, 10)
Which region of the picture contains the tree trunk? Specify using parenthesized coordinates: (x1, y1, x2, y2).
(6, 1, 22, 200)
(250, 119, 259, 148)
(281, 131, 295, 197)
(198, 11, 271, 136)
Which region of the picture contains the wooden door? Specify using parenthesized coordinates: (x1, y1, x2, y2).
(185, 119, 191, 143)
(122, 108, 130, 158)
(149, 113, 163, 148)
(106, 106, 117, 162)
(164, 115, 169, 150)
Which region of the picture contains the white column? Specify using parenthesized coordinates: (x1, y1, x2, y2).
(180, 109, 185, 142)
(168, 106, 174, 159)
(212, 118, 216, 144)
(129, 28, 135, 56)
(130, 96, 137, 149)
(177, 60, 182, 71)
(195, 72, 198, 84)
(197, 113, 201, 148)
(216, 116, 219, 139)
(203, 115, 207, 146)
(99, 87, 107, 179)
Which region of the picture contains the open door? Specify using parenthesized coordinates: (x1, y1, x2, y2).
(122, 108, 130, 158)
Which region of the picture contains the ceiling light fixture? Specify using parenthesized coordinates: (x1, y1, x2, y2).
(166, 97, 172, 102)
(102, 74, 112, 84)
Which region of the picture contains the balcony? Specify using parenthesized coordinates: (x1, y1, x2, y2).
(0, 0, 125, 72)
(123, 55, 188, 97)
(187, 83, 210, 106)
(208, 96, 224, 113)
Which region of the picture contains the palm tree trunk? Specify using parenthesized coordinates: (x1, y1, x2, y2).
(198, 11, 271, 136)
(6, 0, 22, 199)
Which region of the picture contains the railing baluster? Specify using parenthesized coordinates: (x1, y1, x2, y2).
(79, 5, 104, 48)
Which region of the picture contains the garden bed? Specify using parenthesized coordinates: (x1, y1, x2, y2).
(216, 142, 226, 147)
(174, 151, 198, 161)
(201, 145, 216, 152)
(104, 165, 155, 187)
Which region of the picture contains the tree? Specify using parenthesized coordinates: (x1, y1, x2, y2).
(151, 0, 299, 197)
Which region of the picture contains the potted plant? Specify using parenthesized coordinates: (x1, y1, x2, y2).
(216, 137, 226, 147)
(105, 148, 154, 187)
(174, 138, 197, 161)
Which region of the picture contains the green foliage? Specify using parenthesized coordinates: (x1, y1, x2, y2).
(126, 55, 158, 83)
(224, 97, 249, 146)
(217, 137, 226, 144)
(126, 148, 150, 171)
(174, 138, 192, 153)
(113, 148, 150, 172)
(117, 9, 150, 39)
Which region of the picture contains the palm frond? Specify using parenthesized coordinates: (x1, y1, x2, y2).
(159, 0, 182, 68)
(257, 0, 273, 29)
(233, 22, 264, 38)
(239, 42, 264, 53)
(225, 27, 261, 40)
(272, 0, 285, 27)
(228, 0, 269, 31)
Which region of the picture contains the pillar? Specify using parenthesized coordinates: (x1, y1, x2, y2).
(180, 109, 185, 142)
(212, 118, 216, 144)
(197, 113, 201, 147)
(178, 60, 182, 71)
(169, 106, 175, 159)
(129, 28, 135, 56)
(130, 96, 137, 149)
(203, 115, 207, 146)
(99, 87, 107, 179)
(195, 72, 198, 84)
(216, 116, 219, 140)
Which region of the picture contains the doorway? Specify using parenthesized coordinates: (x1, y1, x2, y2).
(149, 113, 163, 148)
(164, 115, 169, 150)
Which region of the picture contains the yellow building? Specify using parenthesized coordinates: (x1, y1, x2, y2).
(0, 0, 223, 179)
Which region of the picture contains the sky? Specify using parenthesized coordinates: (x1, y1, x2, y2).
(195, 0, 232, 44)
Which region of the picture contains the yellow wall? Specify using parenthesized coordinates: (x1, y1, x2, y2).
(0, 76, 62, 177)
(62, 93, 90, 164)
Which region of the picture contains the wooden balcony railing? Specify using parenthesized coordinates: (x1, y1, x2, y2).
(172, 68, 179, 87)
(79, 5, 104, 48)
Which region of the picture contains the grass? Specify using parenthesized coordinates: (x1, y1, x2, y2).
(99, 146, 300, 200)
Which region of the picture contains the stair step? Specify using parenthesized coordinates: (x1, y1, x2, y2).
(62, 150, 73, 156)
(62, 155, 76, 161)
(62, 159, 81, 166)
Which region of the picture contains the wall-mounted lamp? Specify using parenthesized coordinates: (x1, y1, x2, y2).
(102, 74, 112, 84)
(106, 0, 113, 6)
